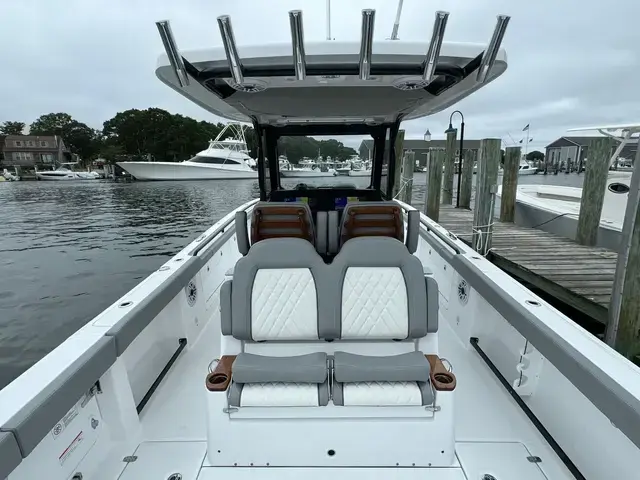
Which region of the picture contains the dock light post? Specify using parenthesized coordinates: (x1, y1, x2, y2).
(424, 129, 432, 169)
(446, 111, 465, 207)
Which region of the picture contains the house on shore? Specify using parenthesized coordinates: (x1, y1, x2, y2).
(545, 136, 637, 169)
(0, 135, 70, 171)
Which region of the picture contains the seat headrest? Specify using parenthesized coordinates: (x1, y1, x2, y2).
(339, 202, 404, 246)
(250, 202, 315, 246)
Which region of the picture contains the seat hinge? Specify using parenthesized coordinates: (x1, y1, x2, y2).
(223, 407, 239, 414)
(425, 405, 441, 412)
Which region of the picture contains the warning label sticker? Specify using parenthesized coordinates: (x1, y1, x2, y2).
(59, 431, 84, 466)
(50, 405, 79, 440)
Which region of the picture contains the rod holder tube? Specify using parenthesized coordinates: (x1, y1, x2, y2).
(217, 15, 244, 85)
(476, 15, 510, 83)
(390, 0, 404, 40)
(422, 11, 449, 83)
(359, 9, 376, 80)
(289, 10, 306, 80)
(156, 20, 189, 88)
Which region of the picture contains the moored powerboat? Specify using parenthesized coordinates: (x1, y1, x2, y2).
(35, 163, 101, 180)
(2, 5, 640, 480)
(117, 123, 257, 180)
(497, 171, 632, 251)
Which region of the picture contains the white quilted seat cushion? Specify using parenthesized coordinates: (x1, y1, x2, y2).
(251, 268, 318, 341)
(343, 382, 422, 406)
(341, 267, 408, 339)
(240, 383, 319, 407)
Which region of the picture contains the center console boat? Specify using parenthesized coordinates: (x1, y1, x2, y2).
(1, 5, 639, 480)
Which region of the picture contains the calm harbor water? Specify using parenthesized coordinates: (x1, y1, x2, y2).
(0, 172, 586, 389)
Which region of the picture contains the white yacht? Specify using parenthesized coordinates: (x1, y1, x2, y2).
(35, 163, 101, 181)
(2, 6, 640, 480)
(117, 123, 257, 180)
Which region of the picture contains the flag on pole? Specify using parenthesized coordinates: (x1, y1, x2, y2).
(522, 124, 530, 131)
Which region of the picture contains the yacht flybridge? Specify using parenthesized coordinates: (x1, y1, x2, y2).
(2, 6, 640, 480)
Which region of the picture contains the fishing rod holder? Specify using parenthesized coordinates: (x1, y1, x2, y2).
(423, 11, 449, 83)
(359, 9, 375, 80)
(477, 15, 510, 83)
(156, 20, 189, 88)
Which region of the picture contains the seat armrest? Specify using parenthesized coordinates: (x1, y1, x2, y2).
(426, 355, 456, 391)
(206, 355, 236, 392)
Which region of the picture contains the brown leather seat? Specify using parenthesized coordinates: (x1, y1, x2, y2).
(339, 202, 404, 247)
(251, 202, 315, 246)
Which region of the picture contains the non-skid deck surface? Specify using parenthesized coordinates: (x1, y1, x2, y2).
(436, 204, 617, 325)
(108, 309, 573, 480)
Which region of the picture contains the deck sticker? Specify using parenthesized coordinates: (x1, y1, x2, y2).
(58, 431, 84, 466)
(50, 405, 79, 439)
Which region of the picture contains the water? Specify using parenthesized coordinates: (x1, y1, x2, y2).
(0, 173, 583, 389)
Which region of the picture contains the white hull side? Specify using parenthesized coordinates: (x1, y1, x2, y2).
(36, 173, 99, 181)
(280, 169, 336, 178)
(348, 170, 372, 177)
(497, 179, 629, 252)
(117, 162, 258, 181)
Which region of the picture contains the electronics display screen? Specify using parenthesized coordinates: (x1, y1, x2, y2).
(334, 197, 359, 209)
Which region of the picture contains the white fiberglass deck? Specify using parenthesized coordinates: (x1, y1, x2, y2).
(105, 306, 573, 480)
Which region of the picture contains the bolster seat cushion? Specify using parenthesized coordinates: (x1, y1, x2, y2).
(333, 351, 430, 383)
(232, 352, 328, 384)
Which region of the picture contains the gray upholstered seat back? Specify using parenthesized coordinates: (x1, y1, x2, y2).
(330, 237, 438, 339)
(222, 238, 336, 341)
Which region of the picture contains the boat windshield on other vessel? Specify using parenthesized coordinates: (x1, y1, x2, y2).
(1, 5, 640, 480)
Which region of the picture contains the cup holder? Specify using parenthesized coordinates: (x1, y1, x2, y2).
(434, 373, 454, 384)
(208, 373, 228, 385)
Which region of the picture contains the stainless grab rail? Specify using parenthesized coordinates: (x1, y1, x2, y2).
(419, 219, 461, 254)
(190, 199, 259, 257)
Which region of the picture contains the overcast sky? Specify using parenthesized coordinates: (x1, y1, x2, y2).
(1, 0, 638, 151)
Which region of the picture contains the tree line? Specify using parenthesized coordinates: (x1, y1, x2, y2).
(0, 109, 357, 165)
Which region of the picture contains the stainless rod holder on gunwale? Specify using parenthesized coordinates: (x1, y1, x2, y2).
(422, 11, 449, 83)
(289, 10, 307, 80)
(359, 9, 375, 80)
(217, 15, 244, 85)
(476, 15, 510, 83)
(156, 20, 190, 88)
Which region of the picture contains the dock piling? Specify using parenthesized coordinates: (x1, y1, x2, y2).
(459, 149, 475, 209)
(472, 139, 501, 254)
(606, 139, 640, 361)
(426, 149, 444, 221)
(400, 150, 415, 204)
(500, 146, 521, 222)
(392, 129, 405, 199)
(442, 128, 457, 204)
(576, 137, 613, 246)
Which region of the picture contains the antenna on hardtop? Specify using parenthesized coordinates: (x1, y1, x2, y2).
(389, 0, 404, 40)
(326, 0, 332, 40)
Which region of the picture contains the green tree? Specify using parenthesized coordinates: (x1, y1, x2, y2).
(0, 121, 25, 135)
(526, 150, 545, 161)
(30, 113, 99, 161)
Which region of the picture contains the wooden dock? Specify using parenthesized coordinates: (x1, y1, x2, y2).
(435, 204, 618, 327)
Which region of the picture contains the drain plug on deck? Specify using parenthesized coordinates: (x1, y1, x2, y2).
(167, 474, 182, 480)
(482, 475, 497, 480)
